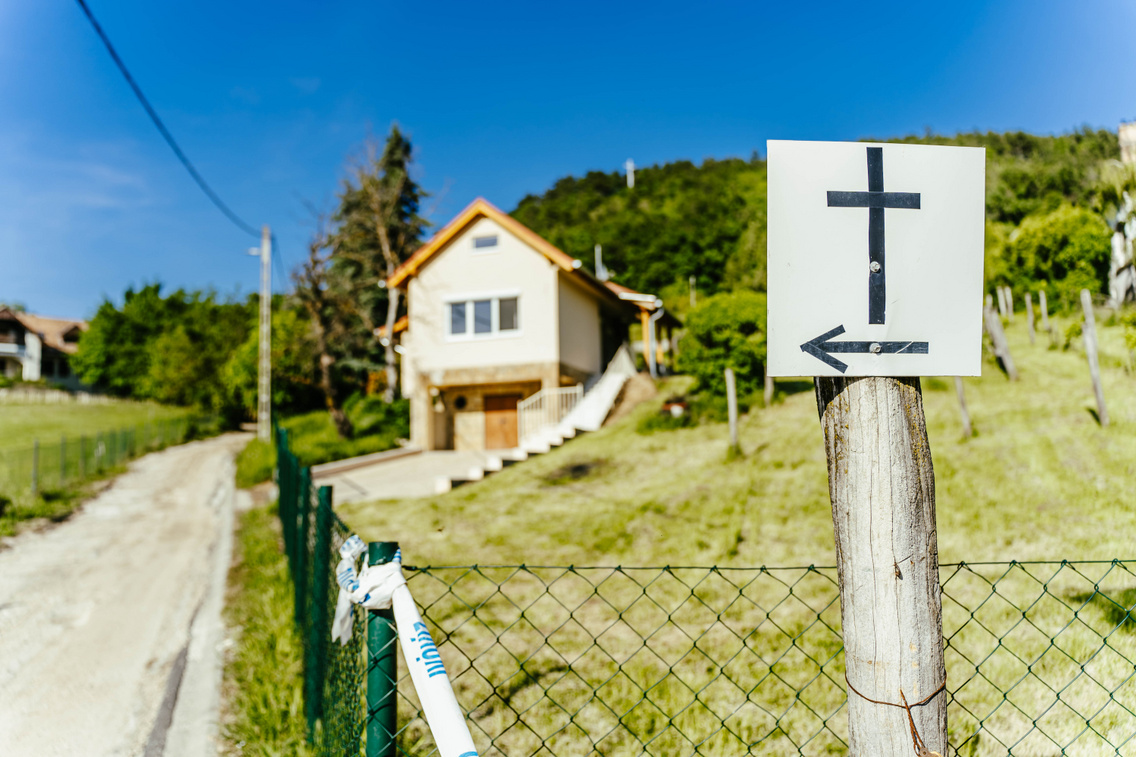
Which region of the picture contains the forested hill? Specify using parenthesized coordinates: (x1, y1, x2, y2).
(510, 128, 1119, 313)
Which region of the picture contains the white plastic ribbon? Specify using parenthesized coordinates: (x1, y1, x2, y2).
(330, 538, 479, 757)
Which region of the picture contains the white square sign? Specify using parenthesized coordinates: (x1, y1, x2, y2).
(767, 140, 986, 377)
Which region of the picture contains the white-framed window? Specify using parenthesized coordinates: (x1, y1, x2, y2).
(446, 294, 520, 339)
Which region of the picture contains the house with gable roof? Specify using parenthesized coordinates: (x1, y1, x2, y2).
(385, 198, 677, 453)
(0, 307, 88, 390)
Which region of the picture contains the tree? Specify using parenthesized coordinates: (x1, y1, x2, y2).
(221, 304, 320, 419)
(72, 284, 253, 417)
(676, 291, 767, 397)
(292, 226, 358, 438)
(72, 283, 169, 396)
(333, 125, 428, 402)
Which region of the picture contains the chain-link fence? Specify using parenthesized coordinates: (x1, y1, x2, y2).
(271, 436, 1136, 755)
(392, 560, 1136, 756)
(0, 416, 191, 498)
(275, 427, 366, 756)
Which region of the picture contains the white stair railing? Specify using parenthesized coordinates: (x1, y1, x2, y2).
(518, 385, 584, 444)
(560, 345, 636, 433)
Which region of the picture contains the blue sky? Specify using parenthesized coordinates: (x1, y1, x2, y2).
(2, 0, 1134, 318)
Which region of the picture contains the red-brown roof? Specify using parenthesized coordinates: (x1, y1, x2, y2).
(388, 197, 579, 288)
(0, 308, 87, 354)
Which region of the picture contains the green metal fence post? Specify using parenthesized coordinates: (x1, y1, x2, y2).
(60, 435, 66, 488)
(305, 484, 334, 739)
(31, 439, 38, 497)
(79, 436, 86, 480)
(295, 466, 312, 626)
(366, 541, 399, 757)
(278, 428, 296, 572)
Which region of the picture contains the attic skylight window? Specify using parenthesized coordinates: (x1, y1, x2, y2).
(473, 235, 498, 250)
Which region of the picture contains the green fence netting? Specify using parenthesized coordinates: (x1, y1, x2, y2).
(276, 427, 366, 755)
(0, 416, 192, 498)
(274, 435, 1136, 755)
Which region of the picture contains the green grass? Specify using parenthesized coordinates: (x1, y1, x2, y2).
(0, 400, 186, 451)
(0, 413, 194, 537)
(329, 312, 1136, 756)
(235, 398, 409, 488)
(341, 312, 1136, 567)
(222, 311, 1136, 757)
(235, 438, 276, 489)
(221, 501, 312, 757)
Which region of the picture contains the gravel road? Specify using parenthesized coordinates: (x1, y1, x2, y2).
(0, 433, 248, 757)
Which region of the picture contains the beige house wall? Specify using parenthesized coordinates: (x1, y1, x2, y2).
(557, 273, 602, 379)
(441, 380, 541, 451)
(406, 216, 559, 376)
(399, 216, 626, 451)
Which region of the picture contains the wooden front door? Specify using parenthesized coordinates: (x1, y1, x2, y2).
(484, 394, 520, 449)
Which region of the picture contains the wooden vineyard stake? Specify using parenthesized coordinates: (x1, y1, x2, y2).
(996, 287, 1008, 320)
(1025, 292, 1036, 345)
(1080, 289, 1109, 427)
(1003, 285, 1014, 323)
(725, 367, 740, 454)
(1038, 289, 1050, 333)
(764, 373, 774, 408)
(815, 377, 947, 756)
(983, 304, 1018, 380)
(954, 376, 973, 438)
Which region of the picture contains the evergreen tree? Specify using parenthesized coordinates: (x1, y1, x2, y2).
(333, 125, 428, 401)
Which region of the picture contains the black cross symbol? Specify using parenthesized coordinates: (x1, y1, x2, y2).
(827, 147, 921, 325)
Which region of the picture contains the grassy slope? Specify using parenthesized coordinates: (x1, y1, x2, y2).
(340, 312, 1136, 567)
(221, 501, 312, 757)
(235, 405, 407, 488)
(0, 401, 186, 451)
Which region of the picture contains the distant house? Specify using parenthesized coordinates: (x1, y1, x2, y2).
(0, 308, 88, 390)
(385, 198, 676, 452)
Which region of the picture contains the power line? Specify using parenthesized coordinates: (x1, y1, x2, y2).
(73, 0, 259, 239)
(271, 233, 289, 290)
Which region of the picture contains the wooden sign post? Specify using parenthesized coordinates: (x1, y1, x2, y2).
(816, 376, 946, 754)
(769, 140, 985, 756)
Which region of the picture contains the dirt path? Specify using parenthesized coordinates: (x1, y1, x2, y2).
(0, 433, 248, 757)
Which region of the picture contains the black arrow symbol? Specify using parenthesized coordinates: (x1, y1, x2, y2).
(800, 325, 930, 373)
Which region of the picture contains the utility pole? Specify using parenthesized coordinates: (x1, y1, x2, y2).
(594, 244, 609, 281)
(251, 226, 272, 442)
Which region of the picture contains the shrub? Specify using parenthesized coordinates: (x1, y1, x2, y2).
(676, 291, 767, 397)
(998, 205, 1110, 308)
(637, 410, 692, 434)
(343, 394, 410, 438)
(234, 396, 410, 487)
